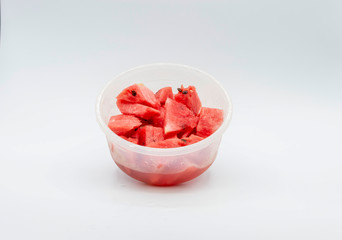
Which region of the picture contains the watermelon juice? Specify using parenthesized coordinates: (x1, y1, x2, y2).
(116, 162, 211, 186)
(107, 135, 220, 186)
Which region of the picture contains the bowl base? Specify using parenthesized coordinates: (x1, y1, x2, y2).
(115, 162, 211, 186)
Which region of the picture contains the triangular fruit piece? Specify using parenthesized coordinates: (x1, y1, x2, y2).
(196, 107, 224, 138)
(148, 138, 183, 148)
(130, 129, 139, 139)
(164, 98, 198, 136)
(120, 135, 139, 144)
(155, 87, 173, 105)
(179, 135, 204, 146)
(151, 106, 165, 128)
(124, 129, 140, 144)
(177, 127, 194, 139)
(174, 85, 202, 115)
(117, 100, 160, 120)
(108, 115, 142, 136)
(117, 84, 160, 109)
(138, 125, 164, 146)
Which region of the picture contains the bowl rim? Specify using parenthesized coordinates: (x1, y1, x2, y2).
(96, 63, 233, 156)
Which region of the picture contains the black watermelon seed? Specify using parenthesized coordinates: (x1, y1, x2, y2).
(182, 90, 188, 94)
(181, 139, 187, 143)
(177, 88, 182, 93)
(131, 90, 137, 96)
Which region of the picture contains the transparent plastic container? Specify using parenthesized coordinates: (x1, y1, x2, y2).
(96, 63, 232, 186)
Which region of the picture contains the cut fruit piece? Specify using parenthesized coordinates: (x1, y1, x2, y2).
(174, 85, 202, 115)
(164, 98, 198, 136)
(155, 87, 173, 105)
(151, 106, 165, 128)
(109, 84, 224, 148)
(138, 125, 164, 146)
(108, 115, 142, 136)
(177, 127, 194, 139)
(117, 100, 160, 120)
(196, 107, 224, 138)
(116, 84, 160, 109)
(120, 135, 139, 144)
(148, 138, 183, 148)
(130, 130, 139, 139)
(124, 130, 140, 144)
(179, 135, 204, 146)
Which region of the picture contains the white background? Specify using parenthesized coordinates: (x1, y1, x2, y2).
(1, 0, 342, 239)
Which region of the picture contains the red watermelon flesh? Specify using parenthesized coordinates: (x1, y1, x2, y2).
(138, 125, 164, 146)
(130, 129, 139, 139)
(164, 98, 198, 136)
(148, 138, 183, 148)
(108, 115, 142, 136)
(117, 100, 160, 120)
(151, 106, 165, 128)
(174, 85, 202, 115)
(177, 127, 194, 139)
(117, 83, 160, 109)
(179, 135, 204, 146)
(126, 130, 140, 144)
(155, 87, 173, 105)
(108, 84, 224, 148)
(196, 107, 224, 138)
(120, 135, 139, 144)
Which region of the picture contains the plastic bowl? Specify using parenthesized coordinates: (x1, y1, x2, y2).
(96, 63, 232, 186)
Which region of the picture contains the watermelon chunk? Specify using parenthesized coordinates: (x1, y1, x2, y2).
(196, 107, 224, 138)
(108, 115, 142, 136)
(124, 130, 140, 144)
(174, 85, 202, 115)
(148, 138, 183, 148)
(138, 125, 164, 146)
(117, 84, 160, 109)
(108, 84, 224, 149)
(164, 98, 198, 136)
(120, 135, 139, 144)
(155, 87, 173, 105)
(117, 100, 160, 120)
(179, 134, 204, 146)
(130, 129, 139, 139)
(177, 127, 194, 139)
(151, 106, 165, 128)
